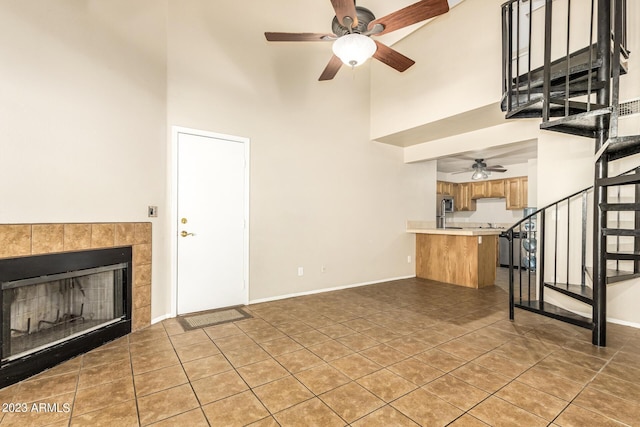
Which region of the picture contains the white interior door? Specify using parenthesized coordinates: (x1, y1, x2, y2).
(176, 131, 248, 314)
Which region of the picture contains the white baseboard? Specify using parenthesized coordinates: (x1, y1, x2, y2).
(248, 275, 416, 305)
(151, 313, 173, 324)
(570, 308, 640, 330)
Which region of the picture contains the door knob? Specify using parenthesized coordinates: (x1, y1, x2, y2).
(181, 230, 195, 237)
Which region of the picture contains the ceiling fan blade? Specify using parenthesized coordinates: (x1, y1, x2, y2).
(372, 41, 415, 72)
(486, 167, 507, 173)
(368, 0, 449, 36)
(319, 55, 343, 81)
(265, 32, 335, 42)
(451, 169, 474, 175)
(330, 0, 358, 27)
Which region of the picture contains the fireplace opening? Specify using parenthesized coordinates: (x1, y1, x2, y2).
(0, 247, 132, 387)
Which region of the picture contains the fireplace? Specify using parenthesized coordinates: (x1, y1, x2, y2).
(0, 247, 132, 387)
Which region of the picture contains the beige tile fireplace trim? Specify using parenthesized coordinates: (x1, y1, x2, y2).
(0, 222, 152, 331)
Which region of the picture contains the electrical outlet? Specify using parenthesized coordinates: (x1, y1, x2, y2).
(148, 206, 158, 217)
(297, 267, 304, 276)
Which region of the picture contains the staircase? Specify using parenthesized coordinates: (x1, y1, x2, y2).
(501, 0, 640, 346)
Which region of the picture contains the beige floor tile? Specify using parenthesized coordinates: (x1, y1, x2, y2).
(387, 358, 444, 386)
(203, 322, 243, 339)
(422, 374, 490, 411)
(330, 353, 382, 380)
(319, 382, 384, 423)
(589, 372, 640, 403)
(148, 408, 208, 426)
(0, 392, 74, 427)
(202, 390, 269, 426)
(169, 329, 210, 349)
(534, 357, 598, 385)
(259, 336, 303, 356)
(554, 404, 627, 427)
(137, 384, 199, 425)
(77, 359, 132, 390)
(450, 363, 511, 393)
(253, 376, 314, 413)
(317, 323, 355, 339)
(247, 416, 280, 426)
(70, 400, 138, 427)
(131, 348, 179, 375)
(13, 371, 79, 404)
(391, 388, 463, 426)
(496, 381, 568, 421)
(357, 369, 417, 402)
(294, 364, 350, 395)
(275, 321, 313, 336)
(307, 340, 353, 362)
(437, 339, 488, 361)
(73, 376, 135, 416)
(336, 333, 379, 352)
(191, 370, 249, 405)
(129, 337, 174, 357)
(473, 352, 532, 378)
(174, 340, 220, 363)
(414, 348, 467, 372)
(469, 396, 548, 427)
(134, 364, 188, 397)
(573, 386, 640, 426)
(81, 345, 131, 369)
(447, 414, 491, 426)
(351, 405, 419, 427)
(291, 330, 332, 347)
(274, 398, 346, 427)
(360, 344, 407, 367)
(182, 353, 232, 381)
(516, 366, 584, 401)
(213, 333, 255, 351)
(275, 348, 324, 373)
(237, 358, 289, 388)
(223, 343, 272, 367)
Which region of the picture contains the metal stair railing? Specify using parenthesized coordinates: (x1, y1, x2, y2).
(506, 186, 592, 322)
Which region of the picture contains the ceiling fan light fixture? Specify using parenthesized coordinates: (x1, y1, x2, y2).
(332, 33, 377, 67)
(471, 169, 489, 180)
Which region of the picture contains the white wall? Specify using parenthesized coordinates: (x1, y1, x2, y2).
(166, 1, 432, 304)
(0, 1, 170, 318)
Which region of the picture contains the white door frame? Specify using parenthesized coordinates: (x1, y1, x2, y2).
(169, 126, 250, 317)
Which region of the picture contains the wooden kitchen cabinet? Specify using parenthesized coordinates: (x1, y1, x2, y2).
(470, 181, 487, 199)
(486, 179, 506, 197)
(455, 183, 476, 211)
(506, 177, 528, 209)
(437, 181, 454, 196)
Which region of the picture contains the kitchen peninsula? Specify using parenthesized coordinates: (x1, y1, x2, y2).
(407, 225, 504, 289)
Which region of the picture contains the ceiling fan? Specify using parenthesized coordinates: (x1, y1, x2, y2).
(264, 0, 450, 81)
(453, 159, 507, 180)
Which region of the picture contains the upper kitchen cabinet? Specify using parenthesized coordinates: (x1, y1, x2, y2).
(486, 179, 506, 198)
(437, 181, 455, 196)
(505, 177, 528, 209)
(470, 181, 487, 199)
(456, 183, 476, 211)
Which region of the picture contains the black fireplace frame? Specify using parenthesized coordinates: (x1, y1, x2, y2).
(0, 247, 132, 388)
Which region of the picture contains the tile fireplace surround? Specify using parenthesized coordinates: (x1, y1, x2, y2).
(0, 222, 151, 332)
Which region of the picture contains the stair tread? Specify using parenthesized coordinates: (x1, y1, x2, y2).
(602, 228, 640, 237)
(540, 107, 612, 138)
(544, 282, 593, 304)
(597, 171, 640, 187)
(607, 135, 640, 161)
(515, 300, 594, 329)
(600, 202, 640, 211)
(585, 267, 640, 284)
(606, 250, 640, 260)
(511, 43, 627, 89)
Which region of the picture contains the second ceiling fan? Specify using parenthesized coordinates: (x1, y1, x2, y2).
(265, 0, 450, 81)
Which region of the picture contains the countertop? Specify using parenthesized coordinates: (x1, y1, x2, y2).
(406, 227, 505, 236)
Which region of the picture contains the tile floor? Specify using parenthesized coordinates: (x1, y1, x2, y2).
(1, 269, 639, 426)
